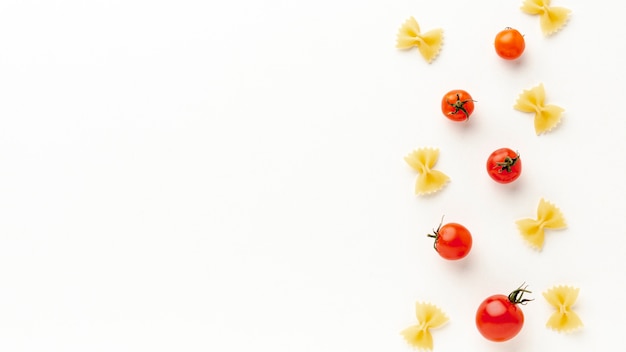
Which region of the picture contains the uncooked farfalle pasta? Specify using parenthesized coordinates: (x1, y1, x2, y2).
(543, 285, 583, 332)
(520, 0, 571, 36)
(400, 302, 449, 350)
(514, 83, 565, 135)
(396, 17, 443, 63)
(516, 198, 566, 250)
(404, 148, 449, 195)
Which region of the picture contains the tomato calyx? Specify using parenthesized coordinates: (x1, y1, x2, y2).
(505, 27, 525, 37)
(507, 283, 533, 305)
(446, 93, 475, 120)
(426, 216, 445, 251)
(495, 152, 520, 173)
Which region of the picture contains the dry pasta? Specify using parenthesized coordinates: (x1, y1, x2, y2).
(404, 148, 449, 195)
(401, 302, 449, 350)
(396, 17, 443, 63)
(516, 198, 566, 250)
(514, 83, 565, 135)
(543, 285, 583, 332)
(521, 0, 571, 36)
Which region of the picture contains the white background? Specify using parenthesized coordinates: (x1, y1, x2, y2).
(0, 0, 624, 351)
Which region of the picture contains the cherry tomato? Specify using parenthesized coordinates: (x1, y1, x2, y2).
(441, 89, 475, 121)
(494, 28, 525, 60)
(486, 148, 521, 184)
(476, 285, 532, 342)
(427, 218, 472, 260)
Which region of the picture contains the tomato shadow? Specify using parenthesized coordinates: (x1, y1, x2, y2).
(487, 172, 527, 196)
(446, 117, 478, 133)
(496, 54, 527, 69)
(442, 249, 476, 273)
(503, 175, 526, 193)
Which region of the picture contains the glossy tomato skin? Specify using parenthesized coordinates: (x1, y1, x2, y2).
(476, 294, 525, 342)
(494, 28, 525, 60)
(432, 223, 472, 260)
(486, 148, 521, 184)
(441, 90, 475, 121)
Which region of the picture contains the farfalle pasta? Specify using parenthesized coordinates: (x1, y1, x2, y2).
(543, 285, 583, 332)
(521, 0, 571, 36)
(401, 302, 449, 350)
(404, 148, 449, 195)
(396, 17, 443, 63)
(516, 198, 566, 250)
(514, 83, 565, 135)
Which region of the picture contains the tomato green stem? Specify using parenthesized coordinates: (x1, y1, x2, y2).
(447, 93, 475, 120)
(496, 152, 520, 173)
(426, 216, 445, 251)
(508, 283, 533, 305)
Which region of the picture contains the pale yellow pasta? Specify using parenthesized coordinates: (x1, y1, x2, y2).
(396, 17, 443, 63)
(521, 0, 571, 36)
(404, 148, 449, 195)
(401, 302, 449, 350)
(514, 83, 565, 135)
(543, 285, 583, 332)
(516, 198, 566, 250)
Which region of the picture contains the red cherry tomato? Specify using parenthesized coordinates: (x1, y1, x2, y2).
(441, 89, 475, 121)
(486, 148, 521, 184)
(494, 28, 525, 60)
(427, 219, 472, 260)
(476, 285, 532, 342)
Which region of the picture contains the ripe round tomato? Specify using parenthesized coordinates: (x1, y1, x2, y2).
(441, 89, 475, 121)
(476, 286, 532, 342)
(427, 220, 472, 260)
(486, 148, 521, 184)
(494, 28, 525, 60)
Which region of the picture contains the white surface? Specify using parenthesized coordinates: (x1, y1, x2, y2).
(0, 0, 624, 351)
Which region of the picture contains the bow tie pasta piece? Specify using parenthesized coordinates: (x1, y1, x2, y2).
(516, 198, 566, 250)
(514, 83, 565, 135)
(521, 0, 571, 36)
(396, 17, 443, 63)
(401, 302, 449, 350)
(543, 285, 583, 332)
(404, 148, 449, 195)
